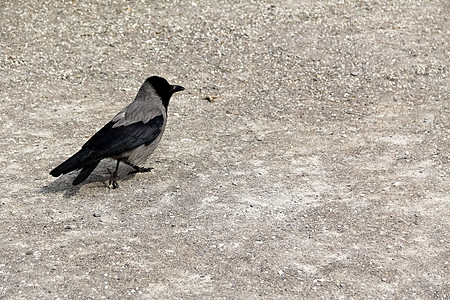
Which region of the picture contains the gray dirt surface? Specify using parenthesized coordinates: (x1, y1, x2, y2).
(1, 0, 449, 299)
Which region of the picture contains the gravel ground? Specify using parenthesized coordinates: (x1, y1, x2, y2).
(1, 0, 449, 299)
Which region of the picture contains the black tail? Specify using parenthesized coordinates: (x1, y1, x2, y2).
(50, 148, 92, 177)
(72, 161, 100, 185)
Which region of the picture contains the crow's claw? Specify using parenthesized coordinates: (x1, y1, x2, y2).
(128, 167, 153, 175)
(108, 168, 119, 189)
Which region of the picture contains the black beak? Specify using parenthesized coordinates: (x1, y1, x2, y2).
(171, 85, 185, 93)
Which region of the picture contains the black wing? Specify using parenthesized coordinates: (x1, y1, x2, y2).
(80, 114, 164, 164)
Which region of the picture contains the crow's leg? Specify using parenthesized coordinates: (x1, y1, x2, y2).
(124, 161, 154, 175)
(108, 160, 120, 189)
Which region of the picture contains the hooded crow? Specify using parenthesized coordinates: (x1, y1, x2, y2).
(50, 76, 184, 188)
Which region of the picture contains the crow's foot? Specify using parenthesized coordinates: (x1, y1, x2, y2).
(108, 168, 119, 189)
(124, 161, 154, 175)
(128, 166, 154, 175)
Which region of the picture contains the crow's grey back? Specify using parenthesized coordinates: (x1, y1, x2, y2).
(112, 83, 166, 128)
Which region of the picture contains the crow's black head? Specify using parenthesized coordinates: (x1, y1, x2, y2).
(145, 76, 184, 108)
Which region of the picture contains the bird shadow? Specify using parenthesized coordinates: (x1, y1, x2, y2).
(39, 160, 137, 198)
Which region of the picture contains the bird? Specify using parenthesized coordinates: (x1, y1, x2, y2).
(49, 76, 184, 188)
